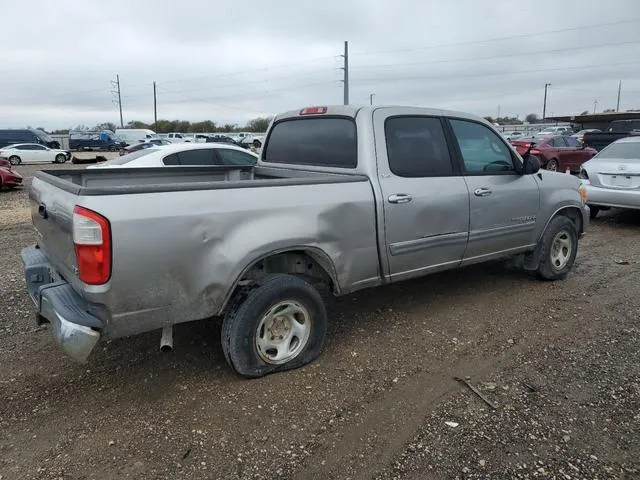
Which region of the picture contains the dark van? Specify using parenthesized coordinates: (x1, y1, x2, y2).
(69, 130, 122, 151)
(0, 129, 60, 149)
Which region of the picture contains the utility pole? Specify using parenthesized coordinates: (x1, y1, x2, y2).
(616, 80, 622, 112)
(542, 83, 551, 120)
(497, 105, 501, 120)
(153, 81, 158, 132)
(341, 41, 349, 105)
(111, 74, 124, 128)
(370, 93, 375, 105)
(593, 100, 598, 114)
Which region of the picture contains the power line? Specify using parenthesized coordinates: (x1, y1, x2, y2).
(157, 79, 340, 105)
(354, 60, 640, 84)
(350, 18, 640, 57)
(351, 39, 640, 71)
(148, 67, 338, 97)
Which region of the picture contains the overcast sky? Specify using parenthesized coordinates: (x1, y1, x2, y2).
(2, 0, 640, 130)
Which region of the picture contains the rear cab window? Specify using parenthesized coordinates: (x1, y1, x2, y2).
(263, 118, 357, 168)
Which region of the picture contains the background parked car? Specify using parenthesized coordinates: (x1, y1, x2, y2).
(114, 128, 158, 147)
(94, 143, 258, 169)
(572, 129, 601, 144)
(502, 131, 524, 141)
(580, 136, 640, 218)
(0, 128, 60, 149)
(206, 135, 244, 147)
(0, 158, 22, 188)
(0, 143, 70, 165)
(511, 136, 597, 172)
(537, 126, 574, 136)
(119, 139, 171, 155)
(70, 130, 123, 151)
(582, 120, 640, 151)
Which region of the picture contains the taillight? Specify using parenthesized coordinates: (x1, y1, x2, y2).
(73, 206, 111, 285)
(530, 149, 541, 155)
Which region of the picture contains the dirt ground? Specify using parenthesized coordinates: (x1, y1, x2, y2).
(1, 164, 639, 480)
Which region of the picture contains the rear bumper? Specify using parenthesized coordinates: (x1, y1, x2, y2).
(584, 182, 640, 210)
(21, 245, 102, 363)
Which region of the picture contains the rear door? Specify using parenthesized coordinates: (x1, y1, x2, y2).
(18, 145, 38, 163)
(446, 118, 540, 263)
(374, 111, 470, 281)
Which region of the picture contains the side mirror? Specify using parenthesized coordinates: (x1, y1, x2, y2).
(522, 154, 540, 175)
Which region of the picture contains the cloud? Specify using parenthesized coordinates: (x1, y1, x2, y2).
(1, 0, 640, 129)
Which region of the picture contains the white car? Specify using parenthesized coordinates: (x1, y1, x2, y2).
(164, 132, 192, 143)
(537, 126, 573, 136)
(502, 131, 524, 141)
(0, 143, 70, 165)
(88, 143, 258, 169)
(580, 136, 640, 218)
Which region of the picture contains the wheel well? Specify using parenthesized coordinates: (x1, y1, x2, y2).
(240, 250, 337, 293)
(555, 207, 583, 234)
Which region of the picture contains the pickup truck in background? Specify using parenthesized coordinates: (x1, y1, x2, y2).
(22, 106, 589, 378)
(582, 119, 640, 151)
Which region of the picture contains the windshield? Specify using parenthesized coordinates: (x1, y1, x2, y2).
(596, 141, 640, 160)
(33, 129, 54, 142)
(98, 148, 158, 166)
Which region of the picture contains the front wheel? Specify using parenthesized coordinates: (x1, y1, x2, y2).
(222, 274, 328, 378)
(589, 206, 600, 219)
(546, 159, 559, 171)
(54, 154, 67, 163)
(8, 156, 21, 165)
(535, 216, 579, 280)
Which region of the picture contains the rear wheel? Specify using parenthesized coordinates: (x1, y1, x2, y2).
(535, 216, 578, 280)
(546, 159, 559, 171)
(8, 156, 20, 165)
(222, 274, 328, 378)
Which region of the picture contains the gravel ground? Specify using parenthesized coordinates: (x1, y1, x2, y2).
(0, 164, 639, 479)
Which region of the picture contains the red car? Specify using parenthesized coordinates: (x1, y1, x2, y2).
(511, 135, 597, 172)
(0, 158, 23, 189)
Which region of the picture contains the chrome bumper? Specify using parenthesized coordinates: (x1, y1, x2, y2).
(21, 245, 102, 363)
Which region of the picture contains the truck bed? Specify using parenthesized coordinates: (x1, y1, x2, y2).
(36, 165, 367, 196)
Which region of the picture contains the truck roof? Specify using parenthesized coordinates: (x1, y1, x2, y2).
(272, 105, 486, 123)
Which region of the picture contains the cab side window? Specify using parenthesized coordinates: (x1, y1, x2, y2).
(449, 119, 515, 174)
(385, 117, 454, 177)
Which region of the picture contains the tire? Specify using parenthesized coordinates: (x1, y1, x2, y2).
(589, 206, 600, 219)
(8, 156, 21, 166)
(253, 139, 262, 148)
(54, 154, 66, 164)
(108, 145, 116, 152)
(222, 274, 328, 378)
(535, 216, 579, 280)
(546, 159, 559, 172)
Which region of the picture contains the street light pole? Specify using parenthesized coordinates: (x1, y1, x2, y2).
(542, 83, 551, 120)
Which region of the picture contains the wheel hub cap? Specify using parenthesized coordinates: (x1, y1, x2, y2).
(550, 230, 572, 270)
(256, 301, 311, 365)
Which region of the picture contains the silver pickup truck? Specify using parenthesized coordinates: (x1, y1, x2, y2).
(22, 106, 589, 377)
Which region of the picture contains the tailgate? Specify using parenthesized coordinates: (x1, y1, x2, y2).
(30, 176, 79, 281)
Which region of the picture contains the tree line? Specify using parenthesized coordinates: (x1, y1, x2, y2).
(51, 117, 272, 135)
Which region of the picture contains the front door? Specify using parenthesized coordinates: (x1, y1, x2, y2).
(374, 110, 470, 282)
(446, 118, 541, 263)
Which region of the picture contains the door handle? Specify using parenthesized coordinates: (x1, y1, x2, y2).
(474, 188, 492, 197)
(388, 193, 413, 204)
